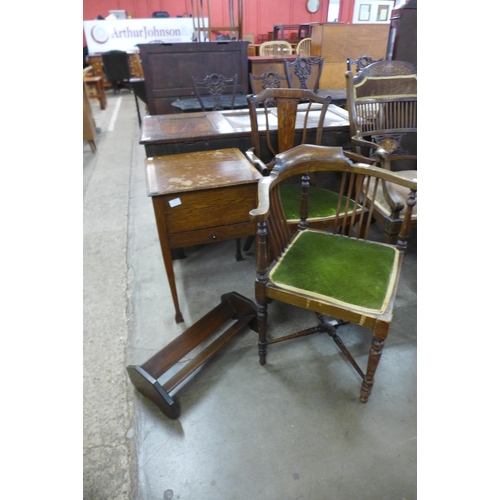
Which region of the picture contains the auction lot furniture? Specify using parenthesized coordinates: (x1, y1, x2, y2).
(86, 52, 143, 88)
(140, 105, 351, 158)
(310, 23, 390, 88)
(249, 144, 417, 403)
(146, 148, 261, 323)
(83, 81, 97, 153)
(127, 291, 257, 419)
(248, 55, 297, 82)
(138, 42, 249, 115)
(84, 74, 107, 110)
(345, 60, 417, 243)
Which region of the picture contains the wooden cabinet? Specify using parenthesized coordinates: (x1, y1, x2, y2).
(310, 23, 390, 88)
(86, 52, 144, 88)
(137, 42, 249, 115)
(386, 0, 416, 66)
(248, 55, 297, 79)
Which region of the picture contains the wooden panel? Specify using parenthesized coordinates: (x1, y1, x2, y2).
(248, 55, 296, 79)
(138, 42, 249, 115)
(83, 82, 97, 152)
(310, 23, 390, 88)
(140, 106, 351, 157)
(168, 222, 255, 248)
(162, 184, 257, 233)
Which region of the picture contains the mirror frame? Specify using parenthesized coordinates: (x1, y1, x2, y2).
(307, 0, 320, 14)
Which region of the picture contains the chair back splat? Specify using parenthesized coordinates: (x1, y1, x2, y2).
(259, 40, 293, 56)
(191, 73, 238, 111)
(246, 88, 331, 170)
(285, 56, 323, 92)
(249, 71, 288, 95)
(249, 143, 417, 403)
(245, 87, 367, 237)
(296, 37, 311, 56)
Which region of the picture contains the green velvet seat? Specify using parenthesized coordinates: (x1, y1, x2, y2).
(244, 88, 367, 236)
(269, 229, 399, 313)
(249, 144, 417, 403)
(280, 185, 360, 223)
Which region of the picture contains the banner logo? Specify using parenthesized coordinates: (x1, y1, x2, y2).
(91, 24, 109, 44)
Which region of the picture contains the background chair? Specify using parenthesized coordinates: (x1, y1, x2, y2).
(285, 56, 323, 92)
(259, 41, 293, 56)
(245, 88, 365, 234)
(101, 50, 131, 94)
(249, 71, 288, 95)
(346, 55, 382, 73)
(191, 73, 238, 111)
(296, 37, 311, 56)
(345, 59, 417, 243)
(249, 143, 417, 403)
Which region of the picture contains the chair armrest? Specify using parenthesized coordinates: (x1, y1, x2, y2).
(351, 136, 379, 153)
(381, 169, 417, 214)
(245, 148, 271, 176)
(344, 150, 375, 164)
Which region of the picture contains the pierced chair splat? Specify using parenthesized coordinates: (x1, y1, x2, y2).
(245, 88, 366, 234)
(191, 73, 238, 111)
(285, 56, 323, 92)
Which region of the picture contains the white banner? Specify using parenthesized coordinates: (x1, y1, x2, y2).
(83, 18, 209, 53)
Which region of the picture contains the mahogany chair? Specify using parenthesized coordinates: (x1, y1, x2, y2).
(245, 88, 366, 234)
(346, 55, 382, 73)
(345, 60, 417, 243)
(249, 71, 288, 95)
(259, 41, 293, 56)
(249, 143, 417, 403)
(191, 73, 238, 111)
(285, 56, 323, 92)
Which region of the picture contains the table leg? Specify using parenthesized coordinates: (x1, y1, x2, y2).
(152, 199, 184, 323)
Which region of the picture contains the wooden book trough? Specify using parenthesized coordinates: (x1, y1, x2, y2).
(127, 292, 257, 419)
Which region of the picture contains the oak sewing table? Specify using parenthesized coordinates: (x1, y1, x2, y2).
(146, 148, 261, 323)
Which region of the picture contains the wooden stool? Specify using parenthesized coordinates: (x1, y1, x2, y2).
(84, 76, 107, 110)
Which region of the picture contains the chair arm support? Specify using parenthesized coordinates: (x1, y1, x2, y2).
(249, 177, 275, 223)
(245, 148, 270, 176)
(344, 150, 375, 164)
(351, 136, 379, 154)
(381, 180, 405, 213)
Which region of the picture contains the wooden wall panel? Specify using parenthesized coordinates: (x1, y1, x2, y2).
(310, 23, 389, 88)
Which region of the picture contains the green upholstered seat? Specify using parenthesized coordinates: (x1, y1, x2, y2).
(269, 230, 399, 313)
(280, 185, 360, 222)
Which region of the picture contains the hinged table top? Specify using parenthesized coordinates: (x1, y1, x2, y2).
(146, 148, 262, 197)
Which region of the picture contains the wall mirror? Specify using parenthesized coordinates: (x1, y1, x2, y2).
(307, 0, 321, 13)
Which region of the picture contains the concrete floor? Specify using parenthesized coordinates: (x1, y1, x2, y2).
(83, 91, 417, 500)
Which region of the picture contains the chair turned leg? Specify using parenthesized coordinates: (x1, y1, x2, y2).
(235, 238, 243, 261)
(257, 301, 268, 365)
(243, 236, 255, 252)
(360, 336, 385, 403)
